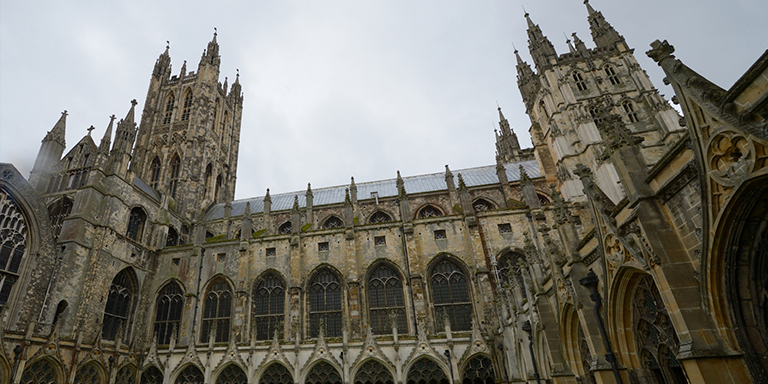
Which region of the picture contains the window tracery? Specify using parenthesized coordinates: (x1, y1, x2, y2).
(306, 362, 342, 384)
(103, 269, 137, 342)
(368, 264, 406, 334)
(323, 216, 344, 229)
(169, 155, 181, 200)
(260, 363, 293, 384)
(175, 366, 204, 384)
(309, 269, 342, 337)
(163, 93, 175, 124)
(150, 157, 162, 190)
(605, 65, 621, 85)
(126, 207, 146, 242)
(215, 365, 247, 384)
(355, 360, 394, 384)
(572, 71, 588, 91)
(115, 366, 136, 384)
(369, 211, 392, 224)
(472, 199, 493, 212)
(140, 366, 163, 384)
(201, 277, 233, 343)
(20, 359, 58, 384)
(181, 90, 193, 121)
(406, 358, 448, 384)
(430, 259, 472, 331)
(48, 197, 72, 239)
(622, 101, 639, 123)
(74, 362, 102, 384)
(461, 356, 494, 384)
(154, 282, 183, 345)
(253, 272, 285, 340)
(417, 205, 442, 219)
(278, 221, 292, 235)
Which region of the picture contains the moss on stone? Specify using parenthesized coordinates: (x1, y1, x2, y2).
(252, 228, 267, 238)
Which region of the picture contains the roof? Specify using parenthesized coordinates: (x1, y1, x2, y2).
(206, 159, 541, 220)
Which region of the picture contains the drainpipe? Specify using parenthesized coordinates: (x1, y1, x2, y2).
(522, 320, 542, 384)
(580, 270, 623, 384)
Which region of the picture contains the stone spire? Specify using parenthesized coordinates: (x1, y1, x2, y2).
(525, 12, 557, 70)
(99, 115, 116, 153)
(572, 32, 589, 53)
(152, 41, 172, 80)
(29, 111, 68, 192)
(44, 110, 68, 146)
(495, 106, 522, 163)
(350, 176, 358, 204)
(515, 49, 539, 111)
(584, 0, 626, 48)
(109, 100, 138, 177)
(200, 28, 221, 67)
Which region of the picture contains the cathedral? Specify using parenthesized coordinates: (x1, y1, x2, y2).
(1, 2, 767, 384)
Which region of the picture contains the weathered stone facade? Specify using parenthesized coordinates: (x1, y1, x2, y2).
(1, 2, 767, 384)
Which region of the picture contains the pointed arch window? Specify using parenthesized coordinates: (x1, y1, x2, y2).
(204, 164, 213, 199)
(572, 71, 588, 91)
(323, 216, 344, 229)
(126, 207, 147, 242)
(154, 282, 184, 345)
(115, 366, 136, 384)
(430, 259, 472, 331)
(201, 277, 233, 343)
(48, 197, 73, 239)
(462, 356, 495, 384)
(163, 92, 175, 124)
(215, 174, 222, 202)
(605, 65, 621, 85)
(140, 366, 163, 384)
(406, 358, 448, 384)
(149, 157, 162, 190)
(369, 211, 392, 224)
(309, 269, 342, 338)
(253, 272, 285, 340)
(354, 360, 394, 384)
(181, 90, 193, 121)
(588, 106, 603, 126)
(622, 101, 639, 123)
(102, 269, 137, 342)
(306, 362, 342, 384)
(472, 199, 494, 212)
(169, 155, 181, 200)
(417, 205, 443, 219)
(166, 226, 179, 247)
(221, 111, 229, 138)
(21, 359, 59, 384)
(215, 365, 247, 384)
(213, 99, 220, 134)
(260, 363, 293, 384)
(278, 221, 292, 235)
(175, 366, 204, 384)
(368, 263, 406, 334)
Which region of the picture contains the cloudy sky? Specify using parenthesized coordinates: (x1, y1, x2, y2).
(1, 0, 765, 200)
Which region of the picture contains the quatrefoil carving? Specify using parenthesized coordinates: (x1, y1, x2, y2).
(708, 132, 754, 186)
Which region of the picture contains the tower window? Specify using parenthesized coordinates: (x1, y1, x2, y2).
(623, 101, 639, 123)
(126, 207, 146, 241)
(572, 71, 588, 91)
(221, 110, 228, 138)
(169, 155, 181, 200)
(181, 90, 193, 121)
(149, 157, 161, 190)
(213, 99, 220, 134)
(49, 197, 73, 239)
(215, 174, 222, 202)
(588, 106, 603, 126)
(203, 163, 212, 199)
(605, 65, 621, 85)
(163, 92, 175, 124)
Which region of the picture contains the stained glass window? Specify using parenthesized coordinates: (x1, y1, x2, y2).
(369, 211, 392, 224)
(0, 187, 27, 309)
(215, 364, 247, 384)
(309, 269, 342, 338)
(278, 221, 292, 235)
(417, 205, 442, 219)
(368, 264, 406, 334)
(103, 269, 136, 342)
(154, 282, 184, 345)
(260, 363, 292, 384)
(175, 365, 204, 384)
(306, 362, 342, 384)
(461, 356, 494, 384)
(74, 362, 103, 384)
(140, 366, 163, 384)
(126, 207, 146, 242)
(253, 272, 285, 340)
(115, 366, 136, 384)
(20, 359, 58, 384)
(355, 360, 394, 384)
(430, 259, 472, 331)
(472, 199, 493, 212)
(323, 216, 344, 229)
(406, 358, 448, 384)
(201, 277, 232, 343)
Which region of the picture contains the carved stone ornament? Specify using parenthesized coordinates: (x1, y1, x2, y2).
(256, 328, 294, 373)
(213, 330, 247, 373)
(352, 326, 395, 370)
(604, 233, 628, 267)
(707, 131, 755, 187)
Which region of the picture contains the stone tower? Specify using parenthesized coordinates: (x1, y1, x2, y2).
(130, 32, 243, 220)
(518, 1, 685, 202)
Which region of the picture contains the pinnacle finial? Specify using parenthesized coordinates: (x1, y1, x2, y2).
(87, 125, 95, 136)
(131, 99, 137, 107)
(166, 40, 170, 49)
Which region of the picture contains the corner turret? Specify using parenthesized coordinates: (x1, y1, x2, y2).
(29, 111, 68, 192)
(525, 12, 558, 71)
(584, 0, 627, 49)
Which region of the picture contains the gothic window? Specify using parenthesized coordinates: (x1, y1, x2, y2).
(74, 362, 103, 384)
(52, 300, 68, 326)
(166, 226, 179, 247)
(369, 211, 392, 224)
(175, 366, 204, 384)
(213, 99, 220, 134)
(417, 205, 443, 219)
(102, 268, 137, 342)
(260, 363, 293, 384)
(572, 71, 588, 91)
(154, 282, 184, 345)
(323, 216, 344, 229)
(368, 263, 407, 334)
(537, 193, 550, 205)
(430, 259, 472, 331)
(163, 92, 175, 124)
(48, 197, 73, 239)
(181, 90, 193, 121)
(605, 65, 621, 85)
(622, 101, 639, 123)
(126, 207, 147, 242)
(252, 271, 285, 340)
(203, 164, 212, 199)
(472, 199, 494, 212)
(150, 157, 162, 190)
(588, 106, 603, 126)
(632, 275, 687, 384)
(201, 277, 232, 343)
(115, 366, 136, 384)
(215, 174, 222, 202)
(20, 359, 59, 384)
(215, 365, 247, 384)
(169, 155, 181, 200)
(140, 366, 163, 384)
(497, 253, 527, 298)
(309, 268, 342, 338)
(461, 356, 495, 384)
(278, 221, 292, 235)
(406, 358, 448, 384)
(221, 111, 228, 137)
(306, 362, 342, 384)
(354, 360, 394, 384)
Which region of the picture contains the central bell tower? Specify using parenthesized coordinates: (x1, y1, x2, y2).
(130, 32, 243, 220)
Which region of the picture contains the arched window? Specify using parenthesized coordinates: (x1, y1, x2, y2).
(149, 157, 162, 190)
(588, 106, 603, 126)
(253, 272, 285, 340)
(221, 111, 228, 138)
(309, 269, 342, 338)
(0, 187, 28, 309)
(213, 99, 220, 134)
(461, 356, 495, 384)
(354, 360, 394, 384)
(215, 174, 222, 202)
(323, 216, 344, 229)
(166, 226, 179, 247)
(181, 90, 193, 121)
(306, 362, 342, 384)
(115, 366, 136, 384)
(48, 197, 73, 239)
(126, 207, 147, 241)
(169, 155, 181, 200)
(103, 269, 137, 342)
(430, 259, 472, 331)
(406, 358, 448, 384)
(21, 359, 60, 384)
(154, 282, 184, 345)
(605, 65, 621, 85)
(622, 100, 639, 123)
(572, 71, 588, 91)
(201, 277, 233, 343)
(203, 163, 213, 199)
(215, 364, 247, 384)
(537, 193, 550, 205)
(74, 361, 104, 384)
(417, 205, 443, 219)
(52, 300, 68, 326)
(278, 221, 292, 235)
(369, 211, 392, 224)
(163, 92, 175, 124)
(260, 364, 293, 384)
(140, 366, 163, 384)
(368, 264, 406, 334)
(175, 366, 204, 384)
(472, 199, 494, 212)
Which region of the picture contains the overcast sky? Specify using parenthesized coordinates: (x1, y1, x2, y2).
(1, 0, 765, 200)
